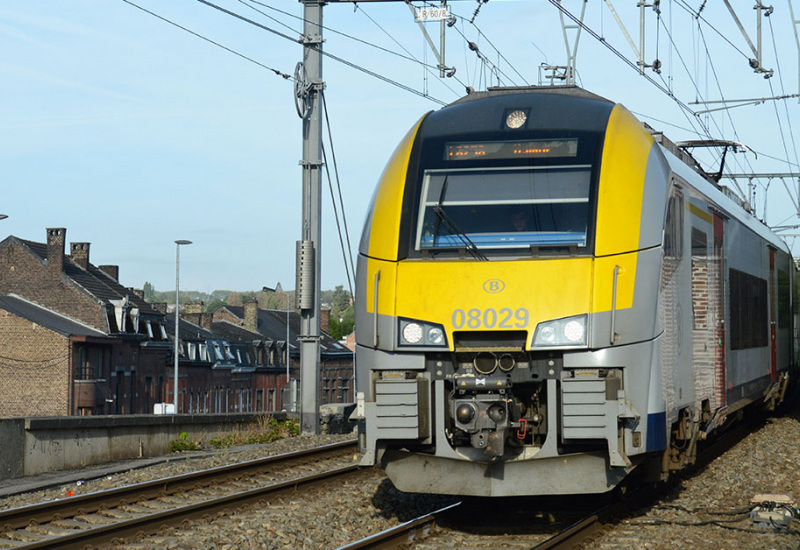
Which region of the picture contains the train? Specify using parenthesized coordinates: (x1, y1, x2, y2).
(351, 86, 796, 497)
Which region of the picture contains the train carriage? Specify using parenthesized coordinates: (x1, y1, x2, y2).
(352, 87, 795, 497)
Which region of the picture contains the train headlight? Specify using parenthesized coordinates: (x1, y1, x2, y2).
(428, 327, 445, 345)
(563, 319, 585, 343)
(402, 322, 424, 344)
(398, 318, 449, 348)
(533, 314, 588, 347)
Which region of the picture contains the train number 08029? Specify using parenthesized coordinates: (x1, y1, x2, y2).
(451, 308, 529, 329)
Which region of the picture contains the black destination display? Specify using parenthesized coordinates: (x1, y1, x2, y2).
(445, 138, 578, 161)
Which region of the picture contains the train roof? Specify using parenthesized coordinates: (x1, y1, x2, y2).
(425, 86, 615, 138)
(448, 85, 613, 106)
(659, 143, 790, 254)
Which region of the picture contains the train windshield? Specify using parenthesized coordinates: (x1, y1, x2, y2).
(415, 166, 591, 253)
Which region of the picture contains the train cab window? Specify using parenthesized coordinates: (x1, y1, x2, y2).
(664, 189, 684, 258)
(414, 166, 591, 253)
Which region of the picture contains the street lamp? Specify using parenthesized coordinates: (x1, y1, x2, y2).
(173, 239, 192, 413)
(0, 215, 7, 220)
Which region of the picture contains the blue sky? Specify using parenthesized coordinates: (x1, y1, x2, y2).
(1, 1, 798, 294)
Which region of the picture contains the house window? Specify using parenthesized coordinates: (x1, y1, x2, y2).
(268, 388, 275, 411)
(146, 320, 154, 339)
(187, 343, 197, 361)
(75, 346, 100, 380)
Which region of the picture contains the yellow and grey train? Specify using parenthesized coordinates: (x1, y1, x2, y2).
(352, 87, 795, 496)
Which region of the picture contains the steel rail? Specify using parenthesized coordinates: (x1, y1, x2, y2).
(530, 508, 606, 550)
(0, 440, 356, 533)
(11, 464, 362, 550)
(335, 502, 462, 550)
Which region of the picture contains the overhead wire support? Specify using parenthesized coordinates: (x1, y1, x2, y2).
(690, 94, 800, 114)
(790, 0, 800, 101)
(555, 0, 587, 85)
(548, 0, 704, 128)
(721, 0, 774, 77)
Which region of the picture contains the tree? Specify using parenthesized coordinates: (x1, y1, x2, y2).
(329, 304, 354, 340)
(330, 285, 352, 316)
(226, 291, 243, 307)
(143, 281, 155, 302)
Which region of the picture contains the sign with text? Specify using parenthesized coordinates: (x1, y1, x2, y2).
(415, 6, 451, 22)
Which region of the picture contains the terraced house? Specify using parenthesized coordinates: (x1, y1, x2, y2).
(0, 227, 355, 418)
(0, 228, 170, 416)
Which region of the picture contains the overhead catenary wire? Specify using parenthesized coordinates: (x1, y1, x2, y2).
(244, 0, 457, 81)
(120, 0, 293, 79)
(320, 91, 356, 300)
(767, 14, 800, 175)
(192, 0, 447, 105)
(694, 24, 758, 182)
(549, 0, 712, 144)
(354, 2, 466, 96)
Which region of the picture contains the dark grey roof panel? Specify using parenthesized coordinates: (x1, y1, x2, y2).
(0, 295, 107, 337)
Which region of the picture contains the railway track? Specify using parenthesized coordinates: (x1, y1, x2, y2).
(337, 415, 768, 550)
(0, 440, 358, 550)
(338, 502, 614, 550)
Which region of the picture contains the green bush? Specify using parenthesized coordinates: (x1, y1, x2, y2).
(169, 431, 199, 452)
(209, 417, 300, 448)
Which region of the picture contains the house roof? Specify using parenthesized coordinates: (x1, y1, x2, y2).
(209, 319, 262, 343)
(220, 306, 351, 355)
(163, 315, 216, 341)
(14, 236, 161, 317)
(0, 294, 107, 338)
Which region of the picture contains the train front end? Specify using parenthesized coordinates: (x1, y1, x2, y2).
(354, 88, 669, 496)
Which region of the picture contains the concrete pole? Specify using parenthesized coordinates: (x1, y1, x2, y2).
(300, 0, 323, 435)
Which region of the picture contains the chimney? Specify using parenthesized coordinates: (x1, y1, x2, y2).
(70, 242, 90, 270)
(152, 302, 168, 314)
(320, 306, 331, 335)
(244, 299, 258, 332)
(99, 265, 119, 281)
(46, 228, 66, 276)
(185, 301, 204, 315)
(200, 313, 213, 330)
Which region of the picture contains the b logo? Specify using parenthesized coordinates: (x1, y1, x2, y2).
(483, 279, 505, 293)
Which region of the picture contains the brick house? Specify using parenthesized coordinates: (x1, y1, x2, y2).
(0, 227, 355, 418)
(0, 228, 171, 416)
(212, 300, 355, 405)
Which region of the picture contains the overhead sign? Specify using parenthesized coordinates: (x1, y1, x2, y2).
(415, 6, 451, 22)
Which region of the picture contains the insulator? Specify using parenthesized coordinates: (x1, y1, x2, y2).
(295, 240, 315, 310)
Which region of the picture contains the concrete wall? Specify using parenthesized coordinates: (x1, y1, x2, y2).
(0, 418, 25, 480)
(0, 413, 290, 481)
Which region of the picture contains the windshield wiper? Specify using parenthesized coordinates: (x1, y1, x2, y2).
(432, 204, 488, 261)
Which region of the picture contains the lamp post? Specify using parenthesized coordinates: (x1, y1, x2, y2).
(173, 239, 192, 413)
(285, 293, 291, 383)
(0, 214, 7, 220)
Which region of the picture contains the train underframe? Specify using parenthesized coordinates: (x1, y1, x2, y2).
(357, 338, 793, 497)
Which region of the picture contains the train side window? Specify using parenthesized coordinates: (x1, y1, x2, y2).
(729, 268, 769, 349)
(778, 268, 790, 329)
(691, 228, 707, 256)
(664, 189, 684, 258)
